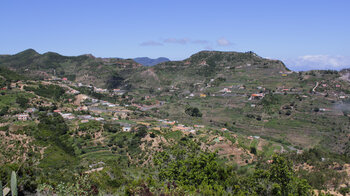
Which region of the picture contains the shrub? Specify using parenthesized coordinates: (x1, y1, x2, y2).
(185, 107, 202, 117)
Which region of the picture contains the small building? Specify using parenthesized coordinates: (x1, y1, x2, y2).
(122, 126, 132, 132)
(112, 89, 125, 95)
(67, 89, 80, 94)
(200, 93, 207, 98)
(107, 103, 116, 107)
(60, 113, 75, 120)
(17, 114, 29, 121)
(78, 115, 93, 120)
(220, 88, 232, 93)
(94, 87, 108, 93)
(249, 93, 264, 100)
(10, 83, 17, 88)
(25, 108, 37, 113)
(75, 106, 88, 111)
(200, 61, 207, 65)
(95, 117, 104, 121)
(163, 120, 176, 125)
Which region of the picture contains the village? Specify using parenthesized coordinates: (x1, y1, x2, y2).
(4, 76, 213, 137)
(6, 70, 350, 140)
(1, 66, 349, 179)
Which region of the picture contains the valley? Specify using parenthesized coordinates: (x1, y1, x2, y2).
(0, 50, 349, 195)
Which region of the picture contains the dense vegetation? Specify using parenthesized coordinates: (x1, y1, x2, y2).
(24, 84, 65, 100)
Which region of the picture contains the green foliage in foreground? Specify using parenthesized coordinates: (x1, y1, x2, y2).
(0, 170, 18, 196)
(28, 140, 312, 195)
(151, 140, 312, 195)
(0, 180, 3, 196)
(11, 171, 17, 196)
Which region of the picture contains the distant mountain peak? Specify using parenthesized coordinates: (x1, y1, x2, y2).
(16, 48, 39, 56)
(133, 57, 170, 66)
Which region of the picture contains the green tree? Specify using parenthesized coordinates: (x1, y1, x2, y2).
(185, 107, 202, 117)
(16, 96, 29, 108)
(245, 155, 312, 195)
(154, 141, 236, 193)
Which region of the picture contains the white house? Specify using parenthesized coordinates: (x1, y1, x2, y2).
(122, 126, 132, 132)
(17, 114, 29, 121)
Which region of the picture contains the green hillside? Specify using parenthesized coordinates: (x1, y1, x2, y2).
(0, 49, 350, 195)
(0, 49, 143, 88)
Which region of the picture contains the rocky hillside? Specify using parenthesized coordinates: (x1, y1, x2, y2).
(0, 49, 142, 88)
(128, 51, 290, 89)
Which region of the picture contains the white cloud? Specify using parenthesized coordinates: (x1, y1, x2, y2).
(217, 38, 232, 46)
(191, 40, 209, 44)
(140, 41, 163, 46)
(283, 55, 350, 71)
(163, 38, 190, 44)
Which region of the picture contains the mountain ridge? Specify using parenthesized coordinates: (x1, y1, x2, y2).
(133, 57, 170, 66)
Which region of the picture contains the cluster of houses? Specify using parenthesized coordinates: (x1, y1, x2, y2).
(100, 100, 116, 107)
(16, 108, 37, 121)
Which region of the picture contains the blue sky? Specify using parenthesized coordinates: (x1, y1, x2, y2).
(1, 0, 350, 70)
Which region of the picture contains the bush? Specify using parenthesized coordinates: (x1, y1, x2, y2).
(185, 107, 202, 117)
(250, 146, 257, 155)
(103, 123, 121, 133)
